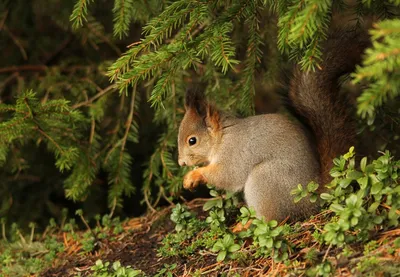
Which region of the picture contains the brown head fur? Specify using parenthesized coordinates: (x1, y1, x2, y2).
(178, 90, 221, 167)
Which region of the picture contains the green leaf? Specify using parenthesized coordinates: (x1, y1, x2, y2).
(217, 250, 227, 262)
(240, 206, 249, 216)
(307, 181, 319, 192)
(388, 207, 398, 220)
(223, 235, 234, 246)
(357, 176, 369, 189)
(310, 194, 318, 203)
(228, 244, 241, 253)
(268, 220, 278, 228)
(330, 203, 344, 213)
(330, 168, 343, 177)
(371, 182, 383, 195)
(320, 193, 334, 201)
(347, 170, 364, 180)
(203, 200, 217, 211)
(346, 194, 358, 206)
(294, 195, 302, 203)
(373, 216, 383, 224)
(324, 231, 335, 243)
(353, 209, 362, 217)
(343, 147, 355, 160)
(360, 157, 367, 172)
(339, 178, 352, 188)
(212, 241, 224, 252)
(175, 224, 183, 232)
(368, 202, 380, 213)
(350, 217, 358, 226)
(274, 240, 282, 248)
(266, 237, 274, 248)
(210, 190, 218, 197)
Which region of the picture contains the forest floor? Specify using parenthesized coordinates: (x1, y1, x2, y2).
(0, 198, 399, 277)
(38, 198, 400, 277)
(41, 200, 212, 277)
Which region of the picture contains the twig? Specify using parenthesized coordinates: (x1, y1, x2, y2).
(0, 65, 47, 74)
(78, 213, 95, 238)
(29, 223, 35, 244)
(144, 188, 157, 213)
(16, 229, 27, 244)
(0, 72, 18, 93)
(109, 197, 117, 218)
(152, 190, 163, 208)
(381, 203, 400, 215)
(72, 84, 117, 109)
(127, 41, 141, 48)
(200, 262, 221, 275)
(3, 25, 28, 60)
(42, 35, 73, 64)
(36, 126, 65, 155)
(0, 9, 8, 31)
(322, 243, 332, 262)
(86, 23, 121, 55)
(82, 77, 103, 92)
(0, 65, 96, 74)
(89, 118, 95, 146)
(103, 94, 126, 164)
(1, 220, 8, 243)
(161, 187, 175, 206)
(118, 85, 136, 173)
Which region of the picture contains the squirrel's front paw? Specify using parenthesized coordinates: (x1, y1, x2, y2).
(183, 170, 206, 190)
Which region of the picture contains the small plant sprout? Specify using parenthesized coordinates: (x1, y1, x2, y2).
(211, 234, 241, 262)
(252, 219, 291, 262)
(28, 222, 36, 244)
(203, 188, 239, 212)
(206, 210, 226, 231)
(91, 259, 143, 277)
(239, 207, 257, 225)
(291, 181, 319, 203)
(170, 204, 192, 232)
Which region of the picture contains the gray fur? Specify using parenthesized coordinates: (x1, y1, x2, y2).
(178, 112, 319, 221)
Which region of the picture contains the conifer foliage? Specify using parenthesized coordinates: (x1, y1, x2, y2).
(0, 0, 399, 222)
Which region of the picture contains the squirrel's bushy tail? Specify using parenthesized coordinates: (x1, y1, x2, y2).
(289, 30, 370, 184)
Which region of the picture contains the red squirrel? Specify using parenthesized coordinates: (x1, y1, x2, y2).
(177, 30, 370, 221)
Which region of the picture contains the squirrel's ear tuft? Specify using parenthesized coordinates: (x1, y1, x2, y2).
(185, 89, 207, 116)
(206, 105, 221, 132)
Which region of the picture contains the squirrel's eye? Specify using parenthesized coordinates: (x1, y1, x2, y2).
(188, 137, 197, 146)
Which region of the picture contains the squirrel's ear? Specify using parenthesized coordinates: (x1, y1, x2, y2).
(205, 105, 221, 132)
(185, 89, 207, 116)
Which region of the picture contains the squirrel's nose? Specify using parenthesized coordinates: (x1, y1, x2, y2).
(178, 159, 186, 166)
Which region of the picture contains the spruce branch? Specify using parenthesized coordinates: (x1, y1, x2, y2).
(108, 0, 199, 81)
(238, 4, 264, 114)
(277, 0, 305, 53)
(70, 0, 94, 29)
(116, 49, 174, 93)
(113, 0, 135, 39)
(353, 19, 400, 121)
(276, 0, 331, 70)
